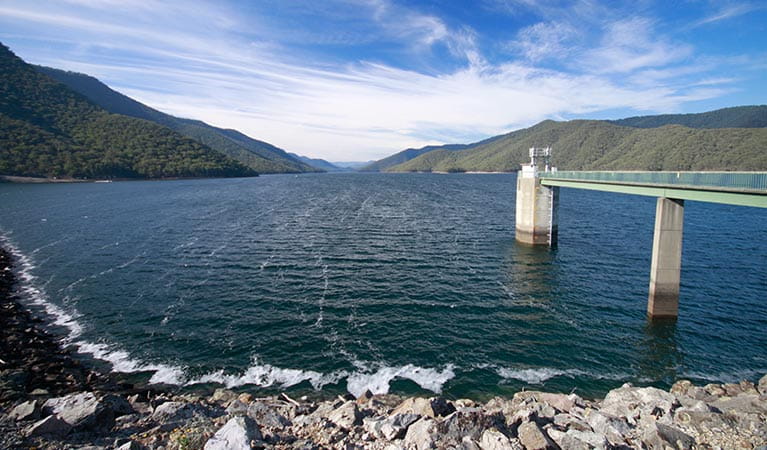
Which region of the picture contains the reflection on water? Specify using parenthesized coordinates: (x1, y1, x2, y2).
(503, 242, 558, 302)
(638, 319, 681, 386)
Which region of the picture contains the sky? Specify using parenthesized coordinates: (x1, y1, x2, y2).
(1, 1, 766, 162)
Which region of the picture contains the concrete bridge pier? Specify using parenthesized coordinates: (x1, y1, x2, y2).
(515, 147, 559, 246)
(647, 197, 684, 319)
(515, 176, 559, 246)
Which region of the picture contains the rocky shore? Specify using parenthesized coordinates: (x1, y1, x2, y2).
(2, 247, 767, 449)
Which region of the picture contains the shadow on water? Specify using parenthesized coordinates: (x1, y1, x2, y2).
(637, 318, 681, 387)
(502, 241, 559, 301)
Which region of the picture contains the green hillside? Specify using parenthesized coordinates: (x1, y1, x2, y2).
(360, 143, 471, 172)
(0, 43, 255, 179)
(611, 105, 767, 129)
(35, 66, 318, 174)
(388, 119, 767, 172)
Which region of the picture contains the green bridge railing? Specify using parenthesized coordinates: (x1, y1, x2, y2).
(539, 171, 767, 193)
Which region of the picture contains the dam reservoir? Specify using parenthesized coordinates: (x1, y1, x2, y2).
(0, 173, 765, 400)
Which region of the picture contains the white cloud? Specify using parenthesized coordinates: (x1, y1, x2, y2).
(0, 0, 751, 161)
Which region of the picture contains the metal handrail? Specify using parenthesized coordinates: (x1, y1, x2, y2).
(539, 171, 767, 192)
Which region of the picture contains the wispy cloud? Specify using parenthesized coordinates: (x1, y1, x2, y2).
(0, 0, 760, 160)
(691, 2, 760, 27)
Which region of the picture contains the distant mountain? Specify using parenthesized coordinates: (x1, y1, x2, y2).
(360, 144, 470, 172)
(610, 105, 767, 129)
(0, 43, 255, 179)
(288, 153, 347, 171)
(387, 116, 767, 172)
(332, 161, 374, 169)
(35, 66, 319, 174)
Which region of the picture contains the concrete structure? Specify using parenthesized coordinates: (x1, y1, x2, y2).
(515, 147, 559, 245)
(647, 198, 684, 319)
(531, 169, 767, 320)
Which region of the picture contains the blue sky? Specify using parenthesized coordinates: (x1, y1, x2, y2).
(1, 0, 765, 161)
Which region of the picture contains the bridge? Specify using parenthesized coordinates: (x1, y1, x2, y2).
(514, 147, 767, 320)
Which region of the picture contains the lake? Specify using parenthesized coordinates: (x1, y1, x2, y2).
(1, 173, 765, 400)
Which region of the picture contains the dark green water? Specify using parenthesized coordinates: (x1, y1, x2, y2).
(1, 173, 765, 400)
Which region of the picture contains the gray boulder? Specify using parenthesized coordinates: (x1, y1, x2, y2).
(25, 415, 71, 437)
(404, 417, 438, 450)
(151, 401, 202, 423)
(516, 421, 556, 450)
(584, 409, 631, 445)
(326, 401, 361, 429)
(758, 374, 767, 395)
(9, 399, 39, 421)
(101, 394, 134, 417)
(392, 396, 455, 418)
(478, 428, 518, 450)
(204, 415, 262, 450)
(247, 401, 291, 428)
(43, 392, 114, 431)
(601, 384, 679, 424)
(365, 413, 420, 440)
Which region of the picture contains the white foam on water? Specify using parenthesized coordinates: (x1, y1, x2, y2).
(346, 364, 456, 398)
(3, 235, 452, 397)
(76, 342, 187, 385)
(188, 359, 347, 390)
(495, 366, 632, 384)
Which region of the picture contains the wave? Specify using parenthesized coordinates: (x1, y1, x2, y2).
(495, 366, 632, 384)
(2, 236, 457, 395)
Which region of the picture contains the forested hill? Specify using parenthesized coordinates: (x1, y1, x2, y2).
(386, 118, 767, 173)
(610, 105, 767, 129)
(35, 66, 318, 174)
(0, 44, 256, 179)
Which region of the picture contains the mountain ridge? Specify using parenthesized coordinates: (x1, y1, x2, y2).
(34, 66, 318, 174)
(0, 43, 255, 179)
(385, 115, 767, 172)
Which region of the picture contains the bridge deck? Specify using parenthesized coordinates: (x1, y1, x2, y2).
(539, 171, 767, 208)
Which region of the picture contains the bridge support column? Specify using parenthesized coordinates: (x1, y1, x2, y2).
(515, 175, 559, 246)
(648, 197, 684, 319)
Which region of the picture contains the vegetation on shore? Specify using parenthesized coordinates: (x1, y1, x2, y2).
(368, 106, 767, 173)
(0, 44, 256, 180)
(35, 66, 321, 174)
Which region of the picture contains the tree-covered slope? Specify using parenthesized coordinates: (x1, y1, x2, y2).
(388, 119, 767, 172)
(0, 43, 255, 179)
(360, 143, 471, 172)
(35, 66, 318, 174)
(610, 105, 767, 129)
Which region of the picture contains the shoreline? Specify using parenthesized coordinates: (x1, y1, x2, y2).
(1, 247, 766, 449)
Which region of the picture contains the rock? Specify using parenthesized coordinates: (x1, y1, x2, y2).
(584, 409, 631, 445)
(517, 421, 555, 450)
(601, 384, 679, 424)
(552, 413, 591, 432)
(211, 388, 238, 404)
(205, 415, 262, 450)
(392, 396, 455, 418)
(546, 429, 592, 450)
(365, 413, 420, 440)
(102, 394, 134, 416)
(404, 417, 438, 450)
(115, 441, 141, 450)
(238, 392, 253, 404)
(9, 399, 39, 421)
(248, 401, 291, 428)
(226, 399, 249, 416)
(512, 391, 584, 414)
(479, 428, 517, 450)
(711, 393, 767, 415)
(25, 415, 72, 437)
(152, 401, 202, 423)
(641, 422, 695, 450)
(43, 391, 114, 431)
(758, 374, 767, 395)
(437, 410, 507, 445)
(326, 401, 361, 429)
